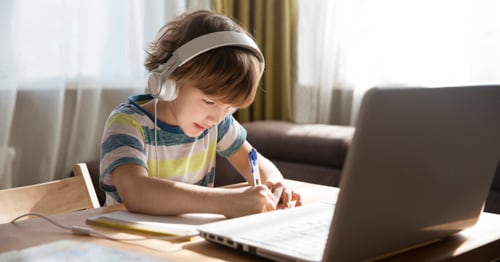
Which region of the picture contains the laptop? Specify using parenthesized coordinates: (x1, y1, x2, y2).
(198, 85, 500, 261)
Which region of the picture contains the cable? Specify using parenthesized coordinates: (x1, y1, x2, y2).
(154, 98, 159, 178)
(10, 213, 195, 242)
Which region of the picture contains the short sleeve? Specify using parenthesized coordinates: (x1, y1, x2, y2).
(216, 115, 247, 157)
(100, 105, 148, 188)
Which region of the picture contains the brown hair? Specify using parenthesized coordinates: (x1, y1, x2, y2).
(145, 10, 264, 108)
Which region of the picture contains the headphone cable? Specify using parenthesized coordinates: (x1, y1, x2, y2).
(10, 212, 195, 242)
(154, 98, 159, 178)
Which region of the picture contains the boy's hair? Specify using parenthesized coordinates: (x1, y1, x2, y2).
(145, 10, 264, 108)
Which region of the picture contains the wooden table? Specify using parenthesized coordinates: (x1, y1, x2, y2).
(1, 180, 499, 261)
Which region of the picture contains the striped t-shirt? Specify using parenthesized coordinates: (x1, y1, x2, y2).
(100, 94, 246, 203)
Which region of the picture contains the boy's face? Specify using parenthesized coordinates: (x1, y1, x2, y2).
(166, 81, 235, 137)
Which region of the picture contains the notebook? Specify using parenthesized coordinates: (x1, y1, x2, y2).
(197, 85, 500, 261)
(87, 211, 224, 237)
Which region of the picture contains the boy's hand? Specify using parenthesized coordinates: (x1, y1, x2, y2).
(222, 185, 277, 218)
(265, 180, 302, 209)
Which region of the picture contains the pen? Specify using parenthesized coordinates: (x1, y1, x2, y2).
(248, 148, 261, 186)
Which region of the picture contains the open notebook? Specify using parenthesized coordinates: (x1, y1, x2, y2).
(197, 85, 500, 261)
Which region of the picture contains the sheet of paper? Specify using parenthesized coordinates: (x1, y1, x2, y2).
(87, 211, 226, 236)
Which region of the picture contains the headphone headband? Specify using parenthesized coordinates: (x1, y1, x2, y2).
(148, 31, 264, 101)
(157, 31, 264, 80)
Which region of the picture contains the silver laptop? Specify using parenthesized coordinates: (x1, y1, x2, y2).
(198, 85, 500, 261)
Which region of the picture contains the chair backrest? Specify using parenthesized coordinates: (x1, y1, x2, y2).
(0, 163, 100, 223)
(81, 159, 106, 206)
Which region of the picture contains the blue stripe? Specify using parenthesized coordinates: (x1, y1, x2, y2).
(117, 103, 146, 116)
(101, 134, 144, 158)
(99, 183, 122, 203)
(218, 128, 246, 157)
(129, 94, 183, 133)
(100, 157, 146, 180)
(194, 167, 216, 187)
(128, 94, 153, 105)
(143, 126, 212, 146)
(217, 115, 233, 142)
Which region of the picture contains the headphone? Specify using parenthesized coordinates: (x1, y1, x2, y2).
(147, 31, 265, 101)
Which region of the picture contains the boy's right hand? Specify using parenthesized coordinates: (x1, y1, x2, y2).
(221, 185, 278, 218)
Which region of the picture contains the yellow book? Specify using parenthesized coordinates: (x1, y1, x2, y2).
(86, 211, 225, 237)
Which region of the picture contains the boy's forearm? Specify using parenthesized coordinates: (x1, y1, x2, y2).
(259, 156, 285, 183)
(114, 173, 236, 216)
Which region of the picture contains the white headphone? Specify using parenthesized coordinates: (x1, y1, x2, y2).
(147, 31, 265, 101)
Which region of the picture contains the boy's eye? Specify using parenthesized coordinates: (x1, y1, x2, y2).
(203, 99, 215, 105)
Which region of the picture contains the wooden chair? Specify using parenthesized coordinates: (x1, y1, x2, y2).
(0, 163, 100, 224)
(79, 159, 106, 206)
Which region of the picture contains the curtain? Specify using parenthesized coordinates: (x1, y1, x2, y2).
(295, 0, 500, 125)
(0, 0, 201, 189)
(212, 0, 297, 122)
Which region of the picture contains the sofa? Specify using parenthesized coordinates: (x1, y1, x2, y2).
(214, 121, 355, 188)
(79, 120, 500, 214)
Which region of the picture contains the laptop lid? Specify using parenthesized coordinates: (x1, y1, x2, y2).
(324, 85, 500, 261)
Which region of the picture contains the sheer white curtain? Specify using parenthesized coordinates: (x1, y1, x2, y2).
(0, 0, 207, 188)
(295, 0, 500, 125)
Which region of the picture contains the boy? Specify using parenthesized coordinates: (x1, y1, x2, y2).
(100, 10, 301, 218)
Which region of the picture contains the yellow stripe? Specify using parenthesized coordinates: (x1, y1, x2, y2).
(105, 113, 144, 138)
(148, 142, 217, 178)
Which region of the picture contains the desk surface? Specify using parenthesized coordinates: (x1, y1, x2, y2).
(1, 180, 499, 261)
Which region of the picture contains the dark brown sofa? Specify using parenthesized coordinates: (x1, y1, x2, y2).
(214, 121, 355, 187)
(80, 120, 500, 214)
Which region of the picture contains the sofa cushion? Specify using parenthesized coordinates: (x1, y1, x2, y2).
(214, 157, 343, 187)
(273, 160, 342, 187)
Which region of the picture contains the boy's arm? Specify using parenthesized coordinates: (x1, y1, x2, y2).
(110, 163, 277, 218)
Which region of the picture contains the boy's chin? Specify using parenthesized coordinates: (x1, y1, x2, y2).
(182, 123, 209, 137)
(182, 129, 204, 138)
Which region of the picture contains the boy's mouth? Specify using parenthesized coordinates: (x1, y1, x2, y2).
(194, 122, 209, 131)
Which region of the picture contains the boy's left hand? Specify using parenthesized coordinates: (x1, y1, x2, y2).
(265, 180, 302, 209)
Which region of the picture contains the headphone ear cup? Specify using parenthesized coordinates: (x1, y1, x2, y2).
(158, 79, 177, 101)
(148, 69, 177, 101)
(147, 71, 162, 98)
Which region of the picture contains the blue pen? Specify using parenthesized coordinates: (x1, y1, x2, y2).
(249, 148, 261, 186)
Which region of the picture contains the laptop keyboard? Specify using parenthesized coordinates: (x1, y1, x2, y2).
(240, 208, 333, 258)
